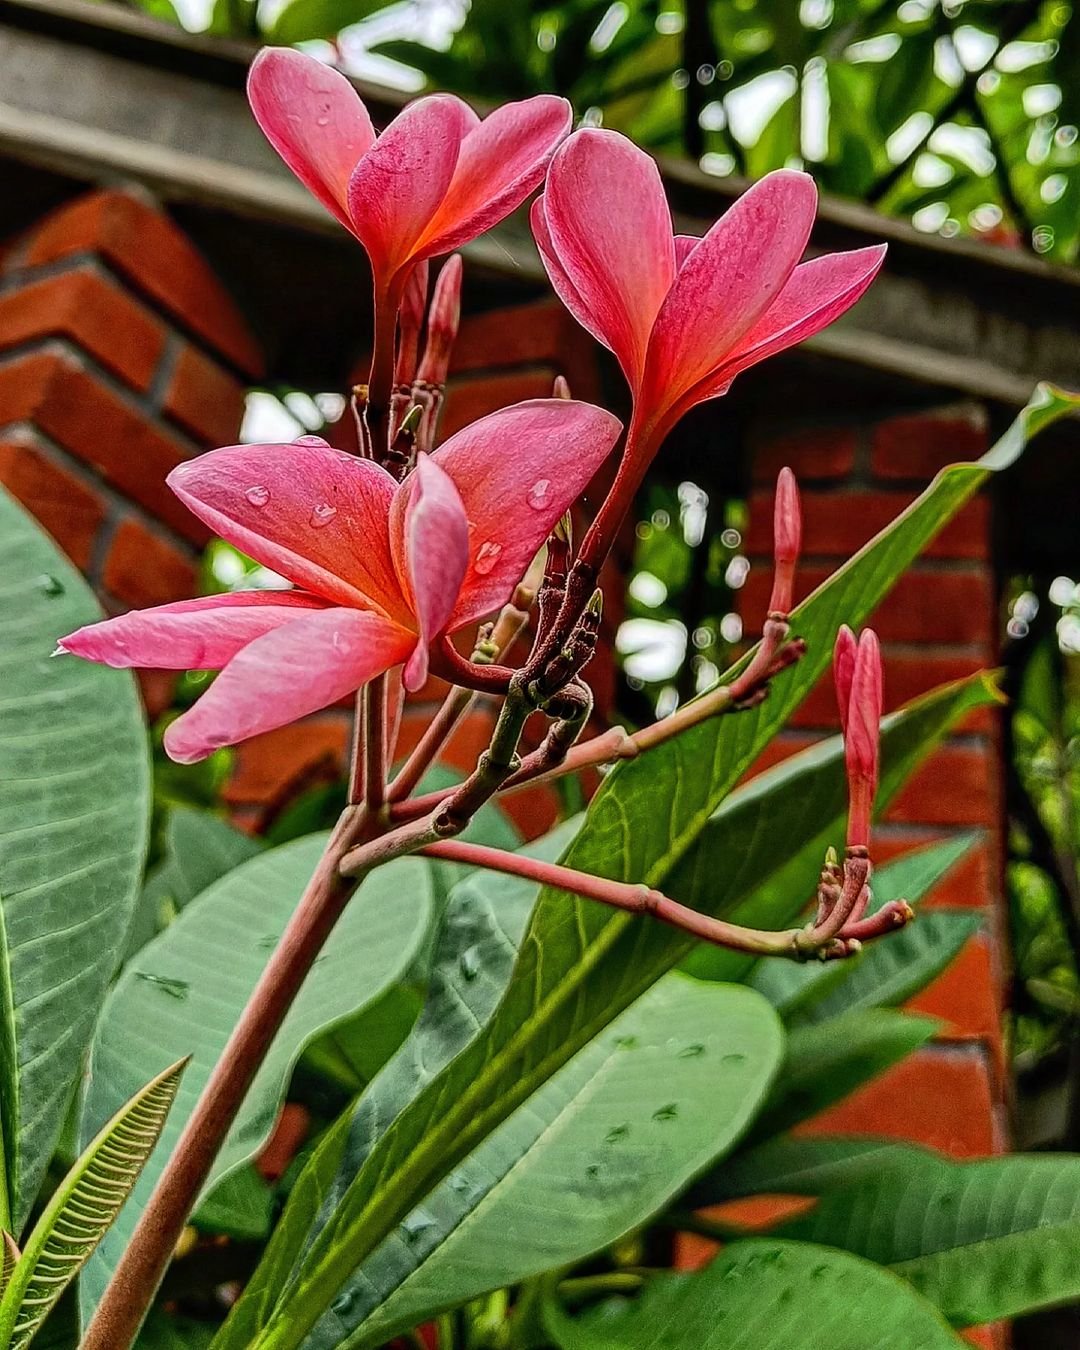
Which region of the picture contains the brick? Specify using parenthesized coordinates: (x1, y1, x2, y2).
(136, 670, 179, 721)
(885, 743, 999, 829)
(0, 349, 209, 545)
(909, 934, 1004, 1076)
(451, 299, 601, 397)
(745, 487, 990, 562)
(256, 1103, 310, 1183)
(788, 654, 998, 736)
(801, 1047, 1002, 1156)
(102, 518, 197, 610)
(0, 433, 105, 568)
(739, 563, 995, 647)
(750, 424, 858, 483)
(162, 343, 246, 447)
(394, 706, 497, 778)
(0, 268, 166, 393)
(871, 406, 987, 481)
(498, 783, 560, 840)
(440, 370, 558, 440)
(20, 190, 263, 377)
(223, 714, 351, 809)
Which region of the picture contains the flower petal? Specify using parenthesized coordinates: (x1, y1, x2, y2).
(58, 590, 331, 670)
(347, 94, 475, 284)
(167, 442, 406, 619)
(674, 233, 700, 268)
(432, 399, 622, 630)
(248, 48, 375, 233)
(419, 96, 572, 258)
(643, 169, 818, 420)
(532, 195, 605, 353)
(163, 608, 415, 764)
(541, 129, 675, 391)
(389, 455, 469, 691)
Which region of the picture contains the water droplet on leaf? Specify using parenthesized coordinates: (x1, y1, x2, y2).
(245, 485, 270, 508)
(310, 502, 337, 528)
(526, 478, 552, 509)
(400, 1210, 435, 1241)
(474, 541, 503, 575)
(652, 1103, 679, 1122)
(721, 1052, 746, 1067)
(459, 945, 482, 981)
(37, 574, 65, 597)
(678, 1042, 706, 1058)
(135, 973, 190, 1000)
(332, 1289, 357, 1316)
(614, 1034, 638, 1050)
(604, 1124, 629, 1143)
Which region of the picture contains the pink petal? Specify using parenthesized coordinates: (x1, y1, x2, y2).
(58, 591, 331, 670)
(531, 195, 597, 346)
(167, 442, 407, 619)
(418, 96, 572, 258)
(541, 129, 675, 391)
(248, 48, 375, 233)
(346, 94, 475, 285)
(643, 169, 819, 421)
(163, 608, 415, 764)
(674, 233, 700, 267)
(701, 245, 888, 397)
(431, 399, 622, 630)
(389, 455, 469, 691)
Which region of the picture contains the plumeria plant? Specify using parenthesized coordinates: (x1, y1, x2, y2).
(1, 42, 1079, 1350)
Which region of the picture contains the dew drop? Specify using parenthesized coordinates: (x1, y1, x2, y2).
(652, 1102, 679, 1122)
(36, 574, 65, 597)
(295, 434, 330, 447)
(678, 1042, 706, 1058)
(459, 945, 482, 981)
(332, 1289, 357, 1316)
(400, 1209, 435, 1242)
(526, 478, 552, 509)
(585, 1163, 601, 1180)
(721, 1052, 747, 1067)
(604, 1123, 630, 1144)
(135, 973, 190, 1000)
(310, 502, 337, 528)
(448, 1172, 470, 1193)
(614, 1034, 638, 1050)
(245, 485, 270, 508)
(474, 540, 503, 575)
(332, 630, 349, 655)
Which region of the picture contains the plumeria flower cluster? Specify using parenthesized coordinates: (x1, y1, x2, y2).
(59, 47, 907, 960)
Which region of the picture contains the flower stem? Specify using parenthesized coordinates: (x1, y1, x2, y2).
(359, 674, 389, 812)
(80, 808, 438, 1350)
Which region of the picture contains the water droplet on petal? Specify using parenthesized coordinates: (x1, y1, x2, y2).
(331, 630, 349, 654)
(474, 540, 503, 575)
(526, 478, 552, 509)
(295, 434, 330, 447)
(245, 485, 270, 508)
(652, 1102, 679, 1122)
(36, 574, 65, 597)
(310, 502, 337, 528)
(315, 113, 330, 127)
(135, 973, 190, 1000)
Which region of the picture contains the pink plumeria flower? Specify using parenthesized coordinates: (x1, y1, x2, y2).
(531, 129, 886, 461)
(59, 401, 620, 764)
(248, 48, 571, 306)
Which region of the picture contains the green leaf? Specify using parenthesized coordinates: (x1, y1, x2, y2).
(744, 1010, 940, 1147)
(318, 977, 782, 1349)
(0, 489, 150, 1229)
(267, 0, 388, 44)
(545, 1240, 965, 1349)
(0, 1060, 184, 1350)
(137, 1312, 215, 1348)
(236, 387, 1075, 1350)
(686, 1134, 941, 1208)
(748, 835, 981, 1019)
(192, 1166, 273, 1242)
(779, 1153, 1080, 1326)
(79, 840, 432, 1320)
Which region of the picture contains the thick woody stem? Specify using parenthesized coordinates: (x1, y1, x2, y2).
(357, 674, 389, 813)
(422, 839, 876, 960)
(80, 806, 439, 1350)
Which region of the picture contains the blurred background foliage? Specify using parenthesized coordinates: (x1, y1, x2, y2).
(151, 0, 1080, 264)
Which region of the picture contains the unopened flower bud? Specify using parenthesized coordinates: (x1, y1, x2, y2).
(417, 254, 463, 387)
(832, 624, 857, 736)
(395, 260, 429, 385)
(844, 628, 883, 849)
(767, 466, 801, 616)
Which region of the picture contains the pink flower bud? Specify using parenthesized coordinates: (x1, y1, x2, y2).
(844, 629, 883, 849)
(395, 260, 429, 386)
(833, 624, 857, 735)
(767, 466, 801, 616)
(417, 254, 463, 387)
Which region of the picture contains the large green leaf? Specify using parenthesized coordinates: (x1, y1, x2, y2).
(240, 387, 1074, 1349)
(748, 835, 981, 1019)
(0, 489, 150, 1229)
(0, 1060, 184, 1350)
(323, 977, 782, 1349)
(79, 840, 432, 1319)
(544, 1239, 965, 1349)
(779, 1153, 1080, 1326)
